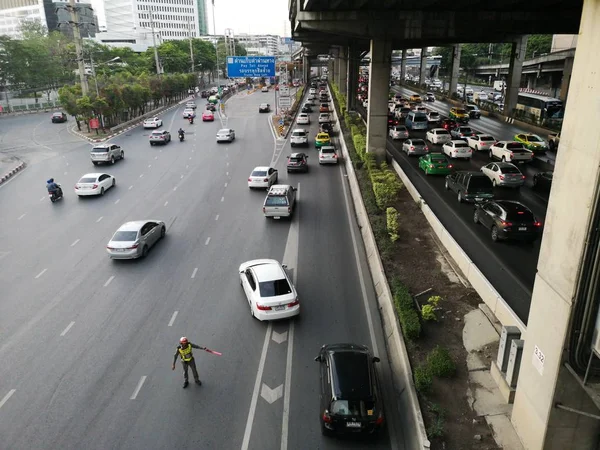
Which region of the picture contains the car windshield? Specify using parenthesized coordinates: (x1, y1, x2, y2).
(459, 128, 472, 133)
(151, 131, 163, 135)
(331, 400, 375, 418)
(527, 135, 542, 142)
(91, 147, 108, 153)
(480, 136, 495, 141)
(260, 104, 268, 108)
(507, 142, 525, 149)
(436, 130, 449, 135)
(78, 177, 97, 183)
(265, 196, 288, 206)
(411, 140, 425, 146)
(505, 208, 535, 222)
(251, 170, 267, 177)
(292, 131, 306, 137)
(289, 156, 304, 162)
(258, 278, 292, 297)
(317, 134, 329, 139)
(111, 231, 138, 242)
(431, 155, 447, 162)
(455, 142, 469, 148)
(413, 115, 427, 122)
(501, 166, 521, 174)
(53, 113, 63, 117)
(321, 147, 335, 154)
(429, 112, 439, 117)
(455, 109, 467, 115)
(469, 177, 492, 189)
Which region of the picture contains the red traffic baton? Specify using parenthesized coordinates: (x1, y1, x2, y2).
(203, 348, 222, 356)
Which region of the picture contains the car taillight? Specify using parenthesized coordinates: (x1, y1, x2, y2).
(410, 146, 414, 150)
(248, 178, 252, 182)
(106, 246, 114, 250)
(263, 178, 269, 182)
(127, 244, 139, 249)
(74, 185, 79, 189)
(376, 411, 384, 425)
(534, 221, 542, 227)
(499, 175, 505, 180)
(521, 175, 526, 179)
(322, 410, 332, 423)
(320, 154, 324, 158)
(424, 146, 429, 151)
(448, 164, 453, 168)
(262, 207, 266, 213)
(256, 303, 272, 311)
(500, 220, 513, 227)
(92, 184, 98, 189)
(510, 153, 514, 158)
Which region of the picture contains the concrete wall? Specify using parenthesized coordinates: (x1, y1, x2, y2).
(511, 1, 600, 448)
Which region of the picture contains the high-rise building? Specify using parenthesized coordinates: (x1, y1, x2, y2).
(235, 34, 279, 56)
(0, 0, 46, 38)
(196, 0, 207, 35)
(44, 0, 96, 38)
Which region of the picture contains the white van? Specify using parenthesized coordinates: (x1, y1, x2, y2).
(493, 80, 506, 92)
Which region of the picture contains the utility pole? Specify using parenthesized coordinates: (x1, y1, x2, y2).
(67, 0, 88, 95)
(187, 17, 195, 72)
(212, 0, 219, 87)
(150, 9, 162, 77)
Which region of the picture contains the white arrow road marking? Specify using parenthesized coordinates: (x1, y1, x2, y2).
(271, 331, 288, 344)
(260, 383, 283, 404)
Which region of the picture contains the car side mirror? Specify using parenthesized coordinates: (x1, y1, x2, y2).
(372, 357, 380, 363)
(281, 264, 288, 269)
(314, 356, 322, 362)
(293, 187, 297, 191)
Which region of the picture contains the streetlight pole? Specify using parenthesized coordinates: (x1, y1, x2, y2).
(212, 0, 219, 87)
(90, 56, 120, 129)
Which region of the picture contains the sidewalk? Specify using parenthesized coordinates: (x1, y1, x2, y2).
(0, 155, 26, 186)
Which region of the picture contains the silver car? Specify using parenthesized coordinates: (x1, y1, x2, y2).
(106, 220, 166, 259)
(480, 162, 526, 188)
(216, 128, 235, 142)
(402, 139, 429, 156)
(319, 145, 338, 164)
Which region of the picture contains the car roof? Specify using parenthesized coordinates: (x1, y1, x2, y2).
(290, 152, 306, 158)
(252, 261, 286, 282)
(494, 200, 531, 212)
(324, 344, 374, 400)
(496, 162, 518, 169)
(217, 128, 231, 132)
(92, 144, 110, 148)
(320, 146, 335, 151)
(316, 132, 329, 137)
(79, 173, 105, 178)
(116, 221, 154, 232)
(252, 166, 270, 171)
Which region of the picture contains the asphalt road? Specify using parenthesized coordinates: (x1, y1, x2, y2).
(0, 89, 407, 448)
(359, 85, 553, 323)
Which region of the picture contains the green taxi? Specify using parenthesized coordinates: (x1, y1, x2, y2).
(419, 153, 453, 175)
(315, 132, 331, 148)
(514, 133, 548, 153)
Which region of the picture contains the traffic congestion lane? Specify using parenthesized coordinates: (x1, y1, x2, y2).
(0, 90, 301, 450)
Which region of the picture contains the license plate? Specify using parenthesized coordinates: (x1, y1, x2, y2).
(116, 249, 125, 252)
(519, 227, 527, 231)
(475, 198, 482, 201)
(273, 305, 285, 311)
(346, 422, 361, 428)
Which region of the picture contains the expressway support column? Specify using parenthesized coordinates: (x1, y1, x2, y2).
(559, 56, 574, 102)
(419, 47, 428, 87)
(366, 39, 392, 162)
(347, 45, 359, 112)
(449, 44, 461, 96)
(302, 56, 309, 83)
(338, 46, 348, 96)
(511, 1, 600, 448)
(400, 49, 407, 84)
(504, 35, 528, 117)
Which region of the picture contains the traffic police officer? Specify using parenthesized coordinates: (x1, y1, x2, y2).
(172, 337, 205, 388)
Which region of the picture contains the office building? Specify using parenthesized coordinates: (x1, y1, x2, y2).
(196, 0, 207, 35)
(45, 0, 96, 38)
(0, 0, 46, 38)
(235, 34, 279, 56)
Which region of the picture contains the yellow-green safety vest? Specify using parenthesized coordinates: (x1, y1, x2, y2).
(178, 344, 193, 362)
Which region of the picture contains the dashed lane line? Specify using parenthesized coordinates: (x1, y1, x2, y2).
(205, 237, 211, 246)
(70, 239, 80, 247)
(0, 389, 16, 410)
(35, 268, 47, 279)
(130, 376, 147, 400)
(191, 268, 198, 278)
(17, 214, 25, 220)
(60, 321, 75, 336)
(96, 216, 103, 223)
(168, 311, 178, 327)
(103, 275, 115, 287)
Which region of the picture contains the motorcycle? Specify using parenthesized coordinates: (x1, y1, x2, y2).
(188, 116, 194, 124)
(179, 132, 185, 142)
(49, 185, 63, 203)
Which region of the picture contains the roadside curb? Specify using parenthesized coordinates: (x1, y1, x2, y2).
(0, 160, 26, 186)
(0, 105, 62, 118)
(70, 96, 195, 143)
(330, 91, 431, 450)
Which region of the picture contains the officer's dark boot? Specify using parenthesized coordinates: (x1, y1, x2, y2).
(195, 379, 202, 386)
(183, 381, 189, 388)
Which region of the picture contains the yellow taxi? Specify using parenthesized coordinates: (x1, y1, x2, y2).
(449, 107, 470, 123)
(409, 94, 422, 103)
(315, 132, 331, 148)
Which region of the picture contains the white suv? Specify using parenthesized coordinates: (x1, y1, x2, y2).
(90, 144, 124, 165)
(290, 129, 308, 147)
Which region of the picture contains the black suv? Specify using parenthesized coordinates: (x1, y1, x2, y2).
(315, 343, 384, 436)
(445, 171, 494, 203)
(286, 153, 309, 173)
(320, 122, 333, 135)
(474, 200, 542, 243)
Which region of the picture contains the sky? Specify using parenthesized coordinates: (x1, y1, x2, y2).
(90, 0, 291, 37)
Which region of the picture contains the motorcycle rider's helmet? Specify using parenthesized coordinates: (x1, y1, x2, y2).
(180, 337, 188, 345)
(47, 178, 54, 183)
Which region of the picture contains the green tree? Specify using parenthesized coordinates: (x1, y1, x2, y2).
(526, 35, 552, 58)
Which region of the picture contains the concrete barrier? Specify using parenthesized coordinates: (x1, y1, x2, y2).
(330, 89, 431, 450)
(389, 158, 526, 336)
(0, 160, 26, 186)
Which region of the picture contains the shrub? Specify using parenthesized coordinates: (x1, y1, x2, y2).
(427, 346, 456, 378)
(373, 181, 400, 210)
(414, 365, 433, 393)
(386, 207, 399, 242)
(421, 304, 437, 321)
(399, 307, 422, 341)
(427, 415, 445, 439)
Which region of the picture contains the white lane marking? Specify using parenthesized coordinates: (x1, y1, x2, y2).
(164, 201, 169, 206)
(226, 172, 229, 176)
(339, 169, 378, 353)
(139, 174, 144, 178)
(205, 237, 211, 246)
(40, 196, 46, 201)
(60, 321, 75, 336)
(66, 162, 69, 166)
(129, 185, 133, 190)
(155, 156, 158, 160)
(174, 186, 178, 191)
(280, 183, 300, 450)
(114, 199, 120, 205)
(241, 323, 272, 450)
(261, 383, 283, 404)
(104, 275, 115, 287)
(17, 214, 26, 220)
(215, 214, 219, 221)
(168, 311, 178, 327)
(35, 268, 47, 279)
(96, 216, 103, 223)
(130, 376, 147, 400)
(186, 165, 189, 169)
(64, 171, 68, 175)
(224, 182, 228, 187)
(191, 267, 198, 278)
(189, 157, 192, 160)
(70, 239, 80, 247)
(180, 175, 184, 179)
(272, 331, 287, 344)
(0, 389, 16, 410)
(226, 162, 229, 166)
(221, 196, 224, 202)
(148, 164, 152, 168)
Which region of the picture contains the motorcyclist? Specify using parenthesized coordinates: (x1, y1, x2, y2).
(178, 128, 185, 140)
(46, 178, 62, 199)
(188, 115, 194, 124)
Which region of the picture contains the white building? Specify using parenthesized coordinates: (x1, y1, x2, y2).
(0, 0, 46, 39)
(235, 34, 279, 56)
(98, 0, 200, 50)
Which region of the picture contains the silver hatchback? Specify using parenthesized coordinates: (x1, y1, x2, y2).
(106, 220, 166, 259)
(402, 139, 429, 156)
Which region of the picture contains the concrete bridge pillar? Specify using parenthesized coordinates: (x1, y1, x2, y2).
(366, 39, 392, 161)
(339, 46, 348, 97)
(419, 47, 428, 86)
(347, 45, 359, 112)
(449, 44, 461, 96)
(504, 35, 528, 116)
(510, 1, 600, 448)
(400, 49, 407, 84)
(302, 56, 309, 83)
(559, 56, 574, 102)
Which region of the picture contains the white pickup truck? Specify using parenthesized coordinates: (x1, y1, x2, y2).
(489, 141, 534, 163)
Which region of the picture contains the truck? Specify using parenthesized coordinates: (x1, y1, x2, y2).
(489, 141, 534, 163)
(493, 80, 506, 92)
(548, 132, 560, 151)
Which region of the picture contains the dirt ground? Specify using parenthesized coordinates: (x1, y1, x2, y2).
(354, 161, 500, 450)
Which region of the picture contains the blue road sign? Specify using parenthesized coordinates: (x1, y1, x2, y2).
(227, 56, 275, 78)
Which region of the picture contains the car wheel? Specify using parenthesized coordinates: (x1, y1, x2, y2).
(491, 226, 499, 242)
(160, 226, 166, 238)
(549, 141, 555, 151)
(501, 156, 506, 162)
(100, 187, 105, 196)
(142, 245, 149, 258)
(321, 423, 332, 437)
(111, 156, 115, 165)
(444, 180, 449, 190)
(112, 178, 116, 187)
(473, 210, 479, 224)
(533, 177, 538, 188)
(150, 142, 154, 146)
(93, 162, 98, 166)
(457, 191, 463, 203)
(489, 150, 493, 159)
(492, 179, 497, 187)
(120, 151, 124, 160)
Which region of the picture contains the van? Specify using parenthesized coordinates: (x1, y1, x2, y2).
(493, 80, 506, 92)
(262, 185, 297, 219)
(405, 111, 428, 130)
(444, 171, 494, 203)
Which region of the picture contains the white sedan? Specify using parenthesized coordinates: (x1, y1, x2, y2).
(183, 108, 195, 118)
(239, 259, 300, 321)
(442, 140, 473, 159)
(248, 166, 278, 189)
(466, 134, 496, 151)
(143, 117, 162, 129)
(297, 113, 310, 125)
(318, 113, 331, 124)
(74, 173, 115, 197)
(426, 128, 452, 145)
(216, 128, 235, 142)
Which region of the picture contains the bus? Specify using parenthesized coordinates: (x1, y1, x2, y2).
(515, 93, 563, 124)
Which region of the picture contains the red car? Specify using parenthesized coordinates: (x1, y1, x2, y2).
(202, 110, 215, 121)
(441, 119, 458, 131)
